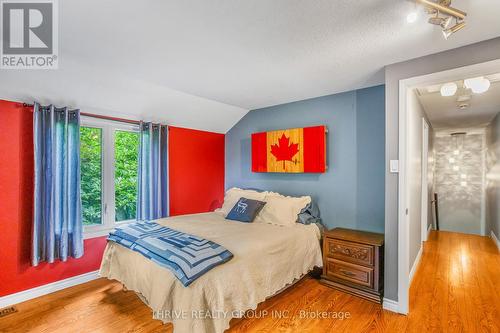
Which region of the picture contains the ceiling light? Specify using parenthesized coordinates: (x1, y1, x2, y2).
(415, 0, 467, 39)
(427, 11, 452, 27)
(407, 12, 418, 23)
(442, 21, 466, 39)
(440, 82, 457, 96)
(464, 77, 491, 94)
(428, 12, 444, 25)
(417, 0, 466, 20)
(441, 16, 453, 29)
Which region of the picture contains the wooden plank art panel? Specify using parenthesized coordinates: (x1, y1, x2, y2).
(251, 125, 327, 173)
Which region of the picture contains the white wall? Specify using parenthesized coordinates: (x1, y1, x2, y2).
(486, 113, 500, 240)
(407, 89, 425, 271)
(434, 132, 484, 235)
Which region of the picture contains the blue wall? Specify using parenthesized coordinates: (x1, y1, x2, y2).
(355, 86, 386, 232)
(225, 85, 385, 232)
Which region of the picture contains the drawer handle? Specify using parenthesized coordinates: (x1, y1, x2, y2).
(339, 269, 355, 277)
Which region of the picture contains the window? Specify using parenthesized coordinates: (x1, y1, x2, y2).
(115, 130, 139, 221)
(80, 127, 103, 226)
(80, 117, 139, 238)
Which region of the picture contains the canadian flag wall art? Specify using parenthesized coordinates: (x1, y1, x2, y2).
(251, 125, 327, 173)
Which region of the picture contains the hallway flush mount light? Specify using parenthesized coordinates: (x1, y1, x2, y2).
(411, 0, 467, 39)
(440, 82, 458, 96)
(437, 77, 490, 99)
(464, 77, 491, 94)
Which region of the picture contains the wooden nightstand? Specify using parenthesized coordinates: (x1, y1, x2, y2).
(320, 228, 384, 303)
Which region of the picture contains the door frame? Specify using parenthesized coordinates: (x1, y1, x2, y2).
(421, 118, 430, 242)
(397, 58, 500, 315)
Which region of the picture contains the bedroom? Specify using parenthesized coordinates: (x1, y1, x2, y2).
(0, 1, 499, 332)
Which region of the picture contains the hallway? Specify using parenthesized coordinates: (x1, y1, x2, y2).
(406, 230, 500, 332)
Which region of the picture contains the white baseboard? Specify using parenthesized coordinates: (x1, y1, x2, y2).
(383, 298, 400, 313)
(0, 270, 99, 308)
(409, 245, 423, 285)
(427, 224, 432, 238)
(491, 231, 500, 253)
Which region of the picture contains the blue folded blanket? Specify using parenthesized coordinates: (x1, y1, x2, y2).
(107, 221, 233, 286)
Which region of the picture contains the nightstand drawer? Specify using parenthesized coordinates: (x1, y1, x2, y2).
(325, 258, 373, 288)
(326, 238, 374, 267)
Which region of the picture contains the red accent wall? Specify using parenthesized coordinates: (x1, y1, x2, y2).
(0, 101, 226, 297)
(168, 126, 225, 216)
(0, 100, 108, 297)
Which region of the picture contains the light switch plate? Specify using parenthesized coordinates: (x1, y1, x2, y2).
(390, 160, 399, 173)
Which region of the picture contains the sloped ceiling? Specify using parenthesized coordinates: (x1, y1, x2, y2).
(1, 0, 500, 133)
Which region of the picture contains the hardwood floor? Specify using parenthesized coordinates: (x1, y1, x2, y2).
(1, 231, 499, 333)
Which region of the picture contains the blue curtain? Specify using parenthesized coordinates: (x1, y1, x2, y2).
(137, 122, 168, 220)
(32, 103, 83, 266)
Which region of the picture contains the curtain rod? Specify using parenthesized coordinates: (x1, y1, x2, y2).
(23, 103, 141, 125)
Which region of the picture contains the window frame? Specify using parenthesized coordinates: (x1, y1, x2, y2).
(81, 116, 140, 239)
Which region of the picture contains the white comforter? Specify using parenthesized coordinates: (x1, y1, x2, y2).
(99, 212, 323, 333)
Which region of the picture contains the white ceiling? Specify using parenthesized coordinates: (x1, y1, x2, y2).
(416, 74, 500, 129)
(2, 0, 500, 133)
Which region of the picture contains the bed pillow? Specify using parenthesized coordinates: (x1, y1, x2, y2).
(255, 193, 311, 226)
(297, 201, 322, 225)
(226, 198, 266, 223)
(217, 187, 267, 216)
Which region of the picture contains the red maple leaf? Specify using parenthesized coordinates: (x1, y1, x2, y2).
(270, 133, 299, 169)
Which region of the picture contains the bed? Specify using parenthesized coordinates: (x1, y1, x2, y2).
(99, 211, 322, 333)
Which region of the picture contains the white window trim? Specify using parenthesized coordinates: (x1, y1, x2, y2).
(81, 116, 139, 239)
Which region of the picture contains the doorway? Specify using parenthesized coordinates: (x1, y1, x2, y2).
(397, 59, 500, 315)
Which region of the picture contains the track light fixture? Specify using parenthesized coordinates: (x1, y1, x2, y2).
(442, 20, 466, 39)
(412, 0, 467, 39)
(440, 16, 452, 29)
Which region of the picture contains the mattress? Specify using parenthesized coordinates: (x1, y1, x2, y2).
(99, 211, 323, 333)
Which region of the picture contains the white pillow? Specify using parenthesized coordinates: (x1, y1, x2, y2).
(217, 187, 267, 216)
(255, 192, 311, 226)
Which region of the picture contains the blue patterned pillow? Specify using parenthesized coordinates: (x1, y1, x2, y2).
(226, 197, 266, 223)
